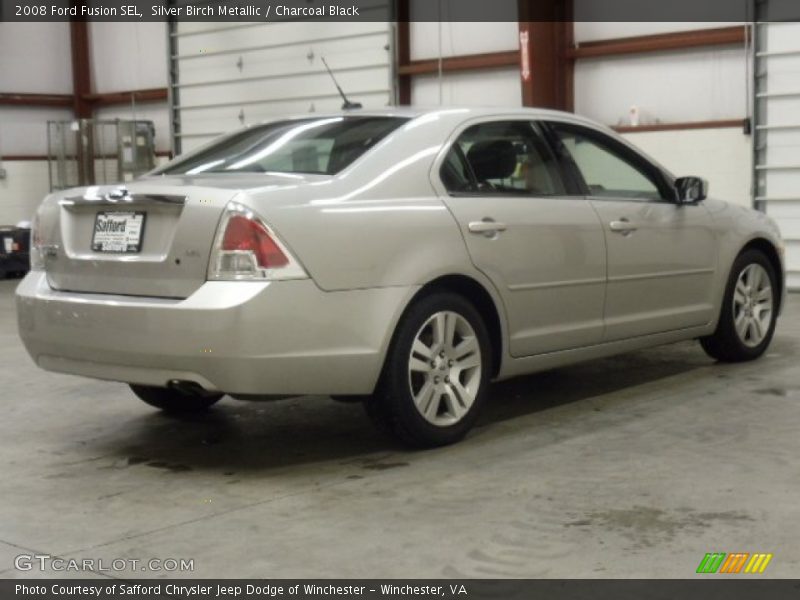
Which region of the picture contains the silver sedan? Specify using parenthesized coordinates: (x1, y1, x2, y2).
(17, 108, 786, 447)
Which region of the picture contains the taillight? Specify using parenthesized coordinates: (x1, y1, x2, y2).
(209, 203, 307, 281)
(222, 215, 289, 269)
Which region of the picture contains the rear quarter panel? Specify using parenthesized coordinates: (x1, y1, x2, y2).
(240, 115, 483, 293)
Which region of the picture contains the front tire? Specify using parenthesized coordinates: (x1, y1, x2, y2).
(365, 292, 491, 448)
(130, 384, 223, 414)
(701, 249, 778, 362)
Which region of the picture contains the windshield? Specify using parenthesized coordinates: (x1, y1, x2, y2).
(156, 116, 408, 176)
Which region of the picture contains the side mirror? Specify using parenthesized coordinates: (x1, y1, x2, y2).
(675, 176, 708, 204)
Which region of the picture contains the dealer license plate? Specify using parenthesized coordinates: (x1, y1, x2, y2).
(91, 212, 146, 253)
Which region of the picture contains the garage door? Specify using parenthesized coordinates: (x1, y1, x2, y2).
(168, 5, 393, 154)
(754, 17, 800, 290)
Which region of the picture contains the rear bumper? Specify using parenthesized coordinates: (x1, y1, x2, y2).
(16, 272, 416, 395)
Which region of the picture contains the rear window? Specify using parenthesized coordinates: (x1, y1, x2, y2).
(156, 116, 408, 176)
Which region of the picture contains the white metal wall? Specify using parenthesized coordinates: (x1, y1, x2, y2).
(754, 20, 800, 290)
(89, 22, 172, 155)
(410, 21, 519, 59)
(622, 127, 752, 207)
(0, 22, 73, 224)
(573, 22, 749, 126)
(169, 18, 393, 154)
(574, 21, 744, 43)
(411, 68, 522, 107)
(408, 21, 521, 107)
(0, 22, 73, 156)
(90, 22, 169, 92)
(574, 47, 747, 126)
(0, 22, 72, 94)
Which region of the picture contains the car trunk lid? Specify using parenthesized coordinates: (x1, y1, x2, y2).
(41, 174, 310, 298)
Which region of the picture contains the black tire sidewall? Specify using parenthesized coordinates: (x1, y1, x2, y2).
(707, 250, 778, 361)
(375, 292, 492, 447)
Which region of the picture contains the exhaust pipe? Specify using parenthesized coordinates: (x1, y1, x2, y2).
(168, 379, 218, 398)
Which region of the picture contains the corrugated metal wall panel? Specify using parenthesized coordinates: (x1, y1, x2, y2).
(754, 18, 800, 290)
(169, 15, 393, 153)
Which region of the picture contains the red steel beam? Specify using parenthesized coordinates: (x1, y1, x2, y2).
(614, 119, 746, 134)
(569, 26, 747, 60)
(398, 51, 519, 77)
(0, 93, 74, 108)
(83, 88, 169, 106)
(518, 0, 573, 111)
(0, 155, 52, 161)
(1, 149, 172, 161)
(396, 0, 411, 105)
(69, 19, 92, 118)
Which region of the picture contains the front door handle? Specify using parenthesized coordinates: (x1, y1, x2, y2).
(609, 219, 637, 234)
(468, 219, 507, 237)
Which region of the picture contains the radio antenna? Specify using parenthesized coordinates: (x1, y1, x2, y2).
(321, 57, 362, 110)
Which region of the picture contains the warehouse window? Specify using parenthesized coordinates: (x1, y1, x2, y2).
(156, 117, 408, 176)
(442, 121, 566, 196)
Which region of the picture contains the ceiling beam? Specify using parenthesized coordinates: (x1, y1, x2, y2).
(569, 26, 747, 60)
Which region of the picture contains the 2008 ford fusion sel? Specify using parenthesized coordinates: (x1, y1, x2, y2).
(17, 108, 786, 447)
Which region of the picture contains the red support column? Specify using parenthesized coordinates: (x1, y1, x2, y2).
(396, 0, 411, 105)
(69, 11, 94, 184)
(518, 0, 573, 111)
(69, 19, 92, 118)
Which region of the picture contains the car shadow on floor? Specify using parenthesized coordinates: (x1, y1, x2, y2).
(479, 341, 712, 427)
(88, 341, 713, 474)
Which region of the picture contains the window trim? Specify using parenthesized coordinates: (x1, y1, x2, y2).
(541, 120, 678, 203)
(440, 142, 479, 195)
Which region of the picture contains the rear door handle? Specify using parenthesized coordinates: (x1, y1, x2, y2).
(468, 219, 507, 236)
(609, 219, 637, 233)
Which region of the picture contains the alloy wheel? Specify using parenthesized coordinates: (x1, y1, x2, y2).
(407, 311, 482, 427)
(732, 263, 774, 348)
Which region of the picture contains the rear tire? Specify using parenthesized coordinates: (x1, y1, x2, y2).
(130, 384, 223, 414)
(365, 292, 491, 448)
(700, 249, 778, 362)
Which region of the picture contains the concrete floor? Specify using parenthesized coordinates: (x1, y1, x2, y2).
(0, 277, 798, 579)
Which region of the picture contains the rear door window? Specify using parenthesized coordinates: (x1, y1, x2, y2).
(441, 121, 566, 196)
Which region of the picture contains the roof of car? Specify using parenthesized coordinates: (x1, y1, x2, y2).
(257, 106, 606, 130)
